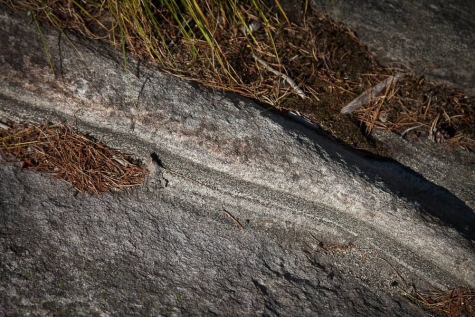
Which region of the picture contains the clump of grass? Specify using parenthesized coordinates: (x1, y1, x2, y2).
(7, 0, 296, 104)
(0, 121, 147, 194)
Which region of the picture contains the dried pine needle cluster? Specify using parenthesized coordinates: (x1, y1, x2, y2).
(410, 286, 475, 317)
(0, 122, 147, 194)
(353, 75, 475, 148)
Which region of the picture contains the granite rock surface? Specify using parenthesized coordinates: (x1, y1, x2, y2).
(1, 2, 474, 316)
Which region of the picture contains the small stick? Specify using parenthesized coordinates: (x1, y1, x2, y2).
(251, 52, 307, 99)
(222, 208, 244, 230)
(400, 124, 423, 139)
(423, 97, 431, 120)
(429, 113, 441, 140)
(0, 122, 10, 130)
(341, 73, 404, 114)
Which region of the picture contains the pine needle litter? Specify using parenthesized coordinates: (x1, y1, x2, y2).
(0, 121, 147, 195)
(410, 286, 475, 317)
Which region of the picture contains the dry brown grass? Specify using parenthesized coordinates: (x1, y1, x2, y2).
(3, 0, 293, 103)
(0, 121, 147, 194)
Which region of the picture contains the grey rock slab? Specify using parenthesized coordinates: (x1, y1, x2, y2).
(312, 0, 475, 93)
(0, 163, 425, 316)
(0, 5, 474, 316)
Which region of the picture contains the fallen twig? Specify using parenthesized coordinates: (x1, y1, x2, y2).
(222, 208, 244, 230)
(401, 124, 424, 139)
(251, 52, 307, 99)
(0, 122, 10, 130)
(341, 72, 404, 114)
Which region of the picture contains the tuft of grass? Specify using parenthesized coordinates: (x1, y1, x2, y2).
(31, 10, 55, 75)
(5, 0, 293, 103)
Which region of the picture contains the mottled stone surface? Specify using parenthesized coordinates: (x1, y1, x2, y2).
(0, 3, 474, 316)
